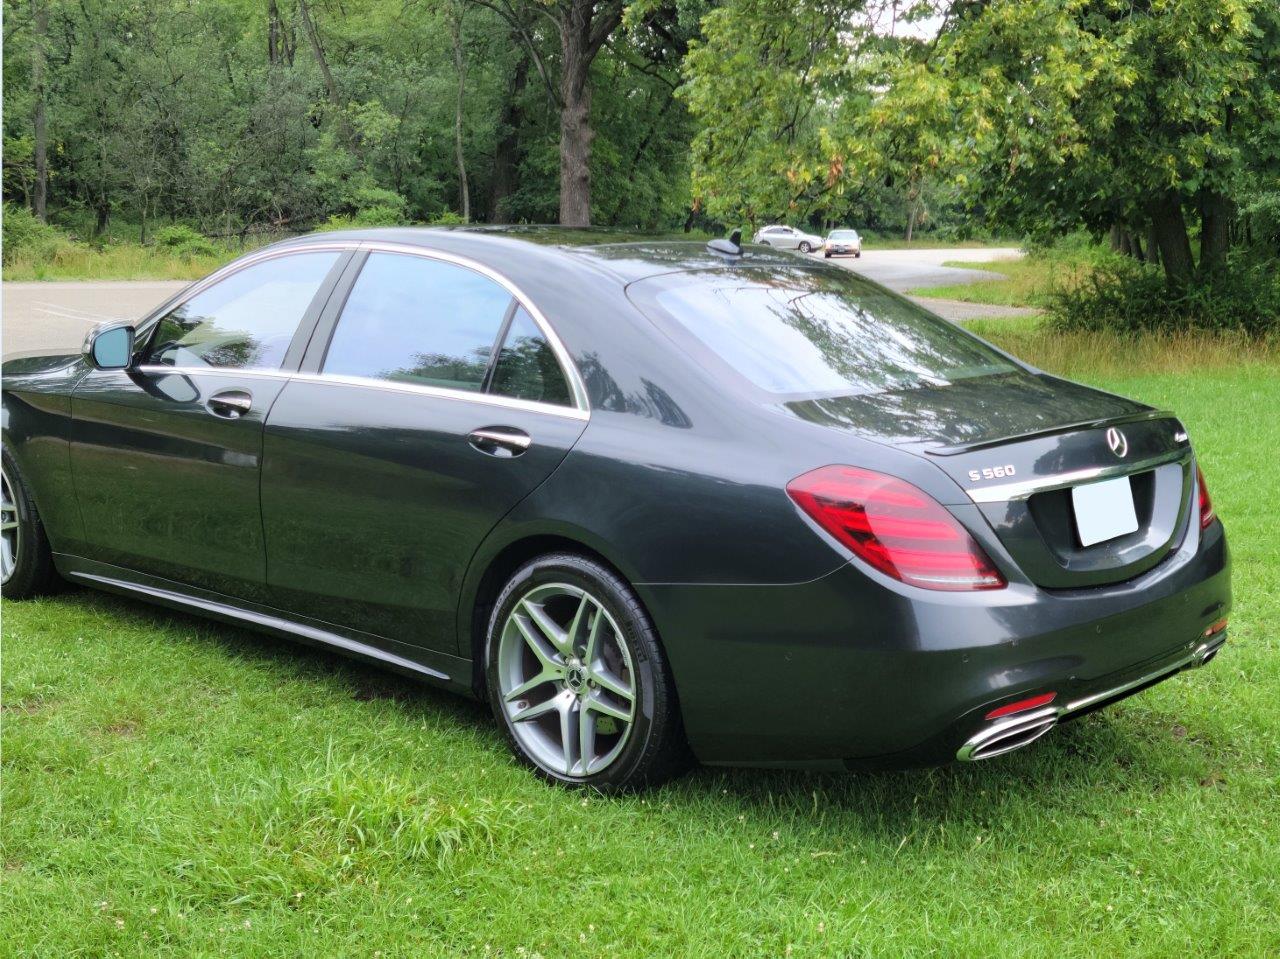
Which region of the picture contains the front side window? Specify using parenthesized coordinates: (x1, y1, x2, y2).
(631, 267, 1017, 397)
(490, 306, 572, 406)
(145, 252, 339, 370)
(323, 252, 513, 392)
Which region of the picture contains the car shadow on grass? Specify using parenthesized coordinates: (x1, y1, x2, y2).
(61, 588, 1214, 836)
(67, 587, 492, 732)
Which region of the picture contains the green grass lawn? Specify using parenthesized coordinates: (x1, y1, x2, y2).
(4, 341, 1278, 957)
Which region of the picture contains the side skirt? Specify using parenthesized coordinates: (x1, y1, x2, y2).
(53, 553, 475, 696)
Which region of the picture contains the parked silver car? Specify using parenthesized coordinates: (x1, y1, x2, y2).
(752, 225, 824, 253)
(824, 229, 862, 258)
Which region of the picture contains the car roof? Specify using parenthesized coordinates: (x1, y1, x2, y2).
(274, 225, 805, 285)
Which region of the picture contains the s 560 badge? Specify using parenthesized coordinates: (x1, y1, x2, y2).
(969, 464, 1016, 482)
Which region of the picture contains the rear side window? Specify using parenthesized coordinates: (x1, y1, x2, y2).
(145, 251, 340, 370)
(490, 306, 571, 406)
(631, 267, 1016, 397)
(323, 252, 512, 392)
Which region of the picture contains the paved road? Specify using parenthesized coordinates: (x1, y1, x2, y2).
(0, 247, 1030, 357)
(819, 246, 1025, 293)
(3, 279, 188, 357)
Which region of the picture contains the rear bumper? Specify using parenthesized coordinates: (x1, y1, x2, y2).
(953, 626, 1226, 763)
(639, 521, 1230, 769)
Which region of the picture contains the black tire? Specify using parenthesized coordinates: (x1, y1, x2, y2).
(484, 552, 690, 791)
(1, 447, 59, 599)
(824, 252, 832, 259)
(855, 250, 862, 258)
(798, 241, 812, 253)
(759, 240, 770, 246)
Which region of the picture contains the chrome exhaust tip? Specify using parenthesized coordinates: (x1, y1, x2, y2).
(1191, 635, 1226, 668)
(956, 707, 1058, 762)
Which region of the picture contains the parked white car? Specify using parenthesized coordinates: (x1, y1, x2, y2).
(752, 225, 824, 254)
(823, 229, 862, 258)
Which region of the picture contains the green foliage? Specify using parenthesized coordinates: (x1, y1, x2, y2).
(151, 224, 218, 258)
(1048, 253, 1280, 338)
(2, 202, 77, 265)
(1, 0, 698, 238)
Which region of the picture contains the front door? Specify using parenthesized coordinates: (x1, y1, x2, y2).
(261, 250, 588, 654)
(68, 249, 347, 600)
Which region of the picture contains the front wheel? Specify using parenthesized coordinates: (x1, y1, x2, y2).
(485, 553, 688, 791)
(1, 449, 59, 599)
(798, 241, 812, 253)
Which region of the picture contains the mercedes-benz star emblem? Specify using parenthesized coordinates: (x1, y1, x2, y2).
(1106, 426, 1129, 458)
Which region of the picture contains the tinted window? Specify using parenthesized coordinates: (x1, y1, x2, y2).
(323, 253, 512, 392)
(634, 268, 1017, 396)
(490, 307, 571, 406)
(145, 252, 339, 370)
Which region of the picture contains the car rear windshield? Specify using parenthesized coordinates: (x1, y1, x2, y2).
(629, 267, 1017, 397)
(829, 231, 859, 240)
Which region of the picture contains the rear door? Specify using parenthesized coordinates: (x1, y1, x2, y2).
(69, 249, 349, 600)
(260, 249, 588, 655)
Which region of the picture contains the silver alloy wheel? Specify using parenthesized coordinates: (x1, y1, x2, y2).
(496, 582, 636, 778)
(1, 468, 20, 584)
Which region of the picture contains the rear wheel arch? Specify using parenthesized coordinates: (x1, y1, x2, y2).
(464, 534, 654, 697)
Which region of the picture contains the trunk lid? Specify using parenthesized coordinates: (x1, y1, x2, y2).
(787, 372, 1195, 588)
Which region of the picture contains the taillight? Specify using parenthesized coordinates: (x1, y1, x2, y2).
(786, 465, 1006, 591)
(1197, 464, 1215, 529)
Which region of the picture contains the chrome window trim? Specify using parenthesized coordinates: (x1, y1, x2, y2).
(134, 365, 590, 421)
(290, 371, 590, 421)
(132, 238, 591, 415)
(965, 449, 1189, 504)
(136, 365, 292, 382)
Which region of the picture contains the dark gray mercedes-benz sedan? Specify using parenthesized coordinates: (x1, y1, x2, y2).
(1, 227, 1230, 789)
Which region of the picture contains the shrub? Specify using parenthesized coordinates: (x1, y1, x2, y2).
(151, 224, 219, 258)
(2, 203, 79, 265)
(1048, 252, 1280, 338)
(152, 223, 205, 247)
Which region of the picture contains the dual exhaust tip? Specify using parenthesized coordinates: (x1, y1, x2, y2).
(957, 633, 1227, 763)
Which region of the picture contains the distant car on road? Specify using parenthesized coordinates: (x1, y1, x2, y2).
(824, 229, 862, 258)
(752, 225, 823, 254)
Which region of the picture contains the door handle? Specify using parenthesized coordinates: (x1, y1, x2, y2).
(468, 426, 532, 457)
(206, 389, 253, 419)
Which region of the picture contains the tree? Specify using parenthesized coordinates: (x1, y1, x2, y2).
(931, 0, 1280, 283)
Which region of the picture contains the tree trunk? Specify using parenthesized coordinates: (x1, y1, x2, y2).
(1144, 222, 1161, 269)
(556, 0, 623, 226)
(298, 0, 353, 144)
(268, 0, 282, 65)
(1199, 189, 1231, 274)
(1148, 193, 1195, 285)
(489, 50, 528, 224)
(449, 2, 470, 221)
(559, 32, 592, 226)
(31, 0, 48, 222)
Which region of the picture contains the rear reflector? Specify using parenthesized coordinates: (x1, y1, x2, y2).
(1203, 617, 1228, 638)
(985, 692, 1057, 720)
(1196, 464, 1216, 530)
(786, 465, 1006, 591)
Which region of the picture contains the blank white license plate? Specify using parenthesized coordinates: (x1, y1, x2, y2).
(1071, 476, 1139, 547)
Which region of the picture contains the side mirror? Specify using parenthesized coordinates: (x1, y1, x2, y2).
(84, 323, 136, 371)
